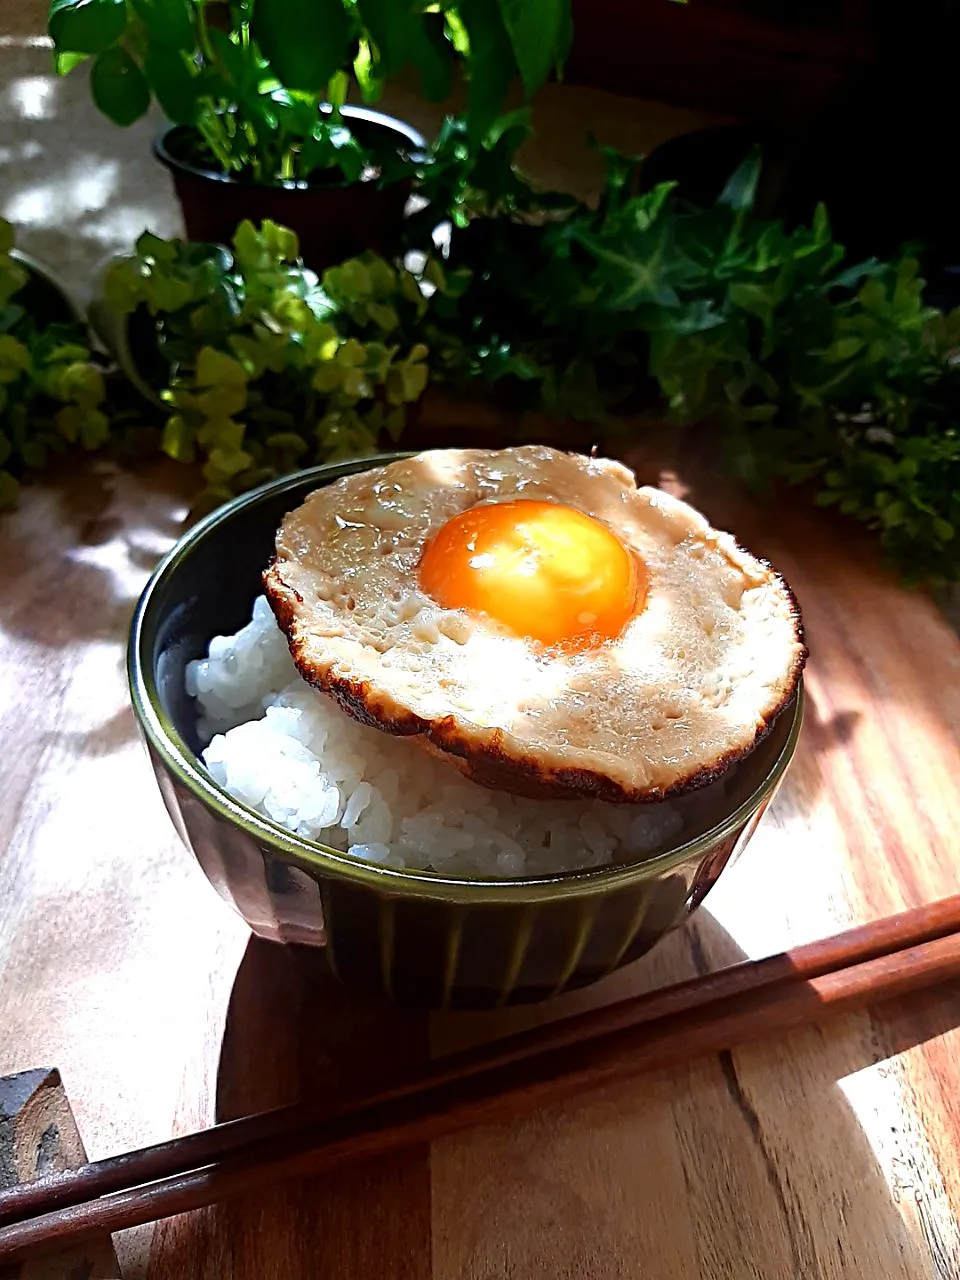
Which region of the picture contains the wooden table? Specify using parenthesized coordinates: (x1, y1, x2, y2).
(1, 454, 959, 1280)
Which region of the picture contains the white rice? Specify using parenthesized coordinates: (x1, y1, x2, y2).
(185, 596, 725, 879)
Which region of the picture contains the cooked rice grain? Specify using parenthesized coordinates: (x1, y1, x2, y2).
(186, 597, 724, 878)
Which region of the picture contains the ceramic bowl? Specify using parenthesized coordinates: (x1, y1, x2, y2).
(128, 456, 804, 1009)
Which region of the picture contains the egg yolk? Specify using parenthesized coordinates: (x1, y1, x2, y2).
(418, 499, 645, 648)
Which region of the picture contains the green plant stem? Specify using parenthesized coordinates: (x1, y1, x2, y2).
(193, 0, 217, 65)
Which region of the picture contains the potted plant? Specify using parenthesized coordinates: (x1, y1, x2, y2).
(96, 218, 439, 511)
(1, 219, 110, 507)
(47, 0, 572, 269)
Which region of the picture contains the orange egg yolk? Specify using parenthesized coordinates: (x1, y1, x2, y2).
(418, 499, 645, 648)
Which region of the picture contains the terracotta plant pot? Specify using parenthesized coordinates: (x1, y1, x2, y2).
(154, 107, 427, 271)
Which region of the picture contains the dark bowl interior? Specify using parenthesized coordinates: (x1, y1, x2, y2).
(151, 468, 359, 757)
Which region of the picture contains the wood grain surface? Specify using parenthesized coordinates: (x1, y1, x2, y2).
(1, 451, 959, 1279)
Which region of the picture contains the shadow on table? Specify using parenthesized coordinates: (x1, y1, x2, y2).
(146, 909, 951, 1279)
(0, 458, 194, 648)
(0, 458, 197, 758)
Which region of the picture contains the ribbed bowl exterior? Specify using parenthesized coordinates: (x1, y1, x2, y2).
(131, 457, 803, 1010)
(150, 753, 779, 1008)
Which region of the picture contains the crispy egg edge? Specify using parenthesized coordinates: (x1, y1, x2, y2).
(262, 536, 808, 804)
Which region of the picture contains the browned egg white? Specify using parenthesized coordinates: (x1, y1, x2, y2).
(264, 447, 806, 802)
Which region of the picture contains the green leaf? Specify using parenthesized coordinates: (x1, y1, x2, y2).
(54, 49, 89, 73)
(717, 149, 761, 213)
(0, 335, 31, 373)
(21, 441, 48, 469)
(824, 336, 865, 363)
(0, 470, 19, 510)
(361, 340, 392, 376)
(48, 0, 127, 55)
(56, 360, 105, 407)
(197, 416, 245, 449)
(727, 282, 777, 328)
(400, 360, 428, 400)
(55, 404, 81, 441)
(143, 44, 198, 123)
(356, 0, 407, 76)
(265, 432, 309, 455)
(161, 414, 195, 461)
(881, 500, 906, 528)
(312, 364, 342, 393)
(196, 347, 248, 387)
(91, 46, 151, 126)
(300, 121, 365, 181)
(195, 383, 248, 417)
(131, 0, 194, 49)
(208, 28, 258, 93)
(406, 12, 453, 102)
(383, 405, 406, 442)
(341, 367, 372, 398)
(327, 69, 349, 108)
(458, 0, 516, 144)
(336, 337, 367, 367)
(206, 446, 253, 477)
(252, 0, 353, 92)
(444, 9, 469, 56)
(80, 408, 111, 449)
(555, 0, 573, 68)
(496, 0, 563, 95)
(367, 302, 398, 331)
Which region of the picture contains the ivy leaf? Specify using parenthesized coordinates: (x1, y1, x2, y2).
(717, 149, 762, 213)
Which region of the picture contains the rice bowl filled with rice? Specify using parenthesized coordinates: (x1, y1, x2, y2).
(187, 596, 728, 878)
(183, 446, 805, 882)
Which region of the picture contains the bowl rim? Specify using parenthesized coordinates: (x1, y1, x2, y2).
(128, 455, 805, 906)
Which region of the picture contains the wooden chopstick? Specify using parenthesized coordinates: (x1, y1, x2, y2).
(3, 895, 960, 1261)
(4, 891, 959, 1230)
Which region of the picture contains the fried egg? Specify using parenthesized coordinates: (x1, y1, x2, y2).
(264, 446, 806, 802)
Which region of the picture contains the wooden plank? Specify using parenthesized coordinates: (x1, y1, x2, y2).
(0, 1068, 120, 1280)
(148, 941, 433, 1280)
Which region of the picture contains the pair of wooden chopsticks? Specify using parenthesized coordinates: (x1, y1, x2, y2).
(3, 895, 960, 1261)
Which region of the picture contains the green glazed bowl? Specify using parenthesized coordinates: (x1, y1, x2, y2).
(129, 455, 804, 1010)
